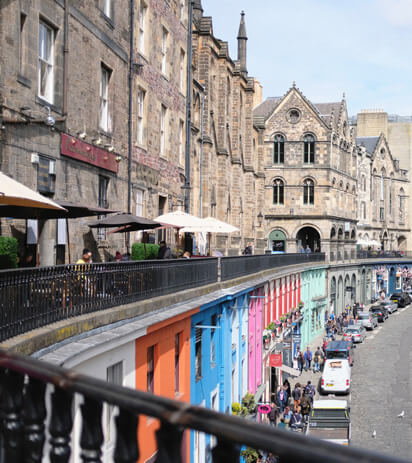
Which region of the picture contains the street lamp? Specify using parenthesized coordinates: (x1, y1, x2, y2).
(257, 211, 263, 227)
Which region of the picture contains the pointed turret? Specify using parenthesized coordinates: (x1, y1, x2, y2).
(237, 11, 248, 73)
(193, 0, 203, 24)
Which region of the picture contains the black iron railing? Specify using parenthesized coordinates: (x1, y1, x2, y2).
(0, 258, 217, 342)
(0, 349, 408, 463)
(220, 253, 325, 281)
(0, 254, 326, 343)
(357, 251, 412, 259)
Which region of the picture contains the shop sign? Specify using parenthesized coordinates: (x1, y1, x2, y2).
(61, 133, 119, 173)
(269, 353, 282, 368)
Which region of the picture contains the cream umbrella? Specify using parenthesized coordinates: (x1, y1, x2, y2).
(155, 210, 206, 228)
(180, 216, 239, 234)
(0, 172, 65, 211)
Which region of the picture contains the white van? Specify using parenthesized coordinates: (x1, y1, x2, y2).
(320, 359, 351, 395)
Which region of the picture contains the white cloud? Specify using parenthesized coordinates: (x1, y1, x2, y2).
(377, 0, 412, 25)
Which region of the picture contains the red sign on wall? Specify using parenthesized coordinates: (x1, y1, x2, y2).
(61, 133, 119, 173)
(269, 353, 282, 368)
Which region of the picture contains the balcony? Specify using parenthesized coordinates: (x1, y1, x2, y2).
(0, 349, 405, 463)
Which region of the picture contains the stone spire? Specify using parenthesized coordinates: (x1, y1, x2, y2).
(193, 0, 203, 24)
(237, 11, 248, 73)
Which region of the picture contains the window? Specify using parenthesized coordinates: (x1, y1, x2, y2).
(179, 49, 185, 92)
(138, 3, 146, 53)
(20, 13, 27, 75)
(147, 345, 155, 393)
(380, 173, 384, 201)
(103, 0, 112, 19)
(136, 88, 145, 144)
(400, 189, 405, 222)
(273, 134, 284, 164)
(136, 188, 144, 216)
(303, 134, 315, 164)
(38, 21, 54, 103)
(175, 333, 181, 393)
(361, 175, 366, 192)
(195, 327, 202, 380)
(160, 104, 167, 156)
(98, 176, 109, 240)
(303, 178, 314, 205)
(389, 178, 392, 215)
(380, 207, 385, 221)
(180, 0, 185, 20)
(178, 120, 184, 165)
(161, 27, 168, 74)
(361, 202, 366, 220)
(100, 65, 111, 132)
(273, 179, 284, 205)
(106, 361, 123, 440)
(210, 314, 216, 364)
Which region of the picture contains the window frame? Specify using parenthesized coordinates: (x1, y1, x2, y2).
(195, 327, 202, 380)
(273, 178, 284, 205)
(99, 64, 112, 133)
(38, 20, 55, 103)
(136, 188, 144, 217)
(174, 332, 181, 394)
(160, 104, 167, 156)
(303, 178, 314, 205)
(178, 119, 184, 166)
(138, 2, 146, 54)
(161, 27, 168, 75)
(136, 87, 145, 145)
(106, 361, 123, 440)
(102, 0, 113, 19)
(303, 134, 315, 164)
(273, 134, 285, 164)
(179, 48, 185, 92)
(147, 345, 155, 393)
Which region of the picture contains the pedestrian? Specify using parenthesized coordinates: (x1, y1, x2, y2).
(300, 393, 311, 422)
(293, 346, 301, 371)
(283, 378, 291, 402)
(300, 245, 305, 253)
(157, 240, 172, 259)
(313, 346, 323, 372)
(290, 407, 303, 427)
(76, 248, 92, 265)
(305, 245, 312, 253)
(268, 402, 279, 427)
(277, 418, 287, 429)
(304, 381, 316, 404)
(183, 251, 191, 258)
(276, 386, 288, 413)
(283, 405, 292, 427)
(243, 242, 253, 255)
(114, 250, 123, 262)
(304, 346, 312, 371)
(297, 349, 305, 375)
(291, 383, 301, 410)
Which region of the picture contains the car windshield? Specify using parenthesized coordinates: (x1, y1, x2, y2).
(312, 409, 347, 419)
(345, 329, 359, 334)
(358, 313, 369, 319)
(326, 351, 347, 359)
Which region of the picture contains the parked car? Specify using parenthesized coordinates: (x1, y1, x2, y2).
(378, 299, 398, 314)
(357, 312, 378, 330)
(324, 340, 356, 366)
(342, 325, 366, 343)
(370, 305, 389, 322)
(320, 359, 351, 395)
(389, 292, 409, 308)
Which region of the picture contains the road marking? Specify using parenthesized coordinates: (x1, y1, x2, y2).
(395, 312, 401, 315)
(400, 308, 407, 313)
(368, 334, 375, 339)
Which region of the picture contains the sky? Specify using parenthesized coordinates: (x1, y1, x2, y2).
(201, 0, 412, 117)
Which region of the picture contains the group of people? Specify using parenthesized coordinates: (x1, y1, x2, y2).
(268, 379, 317, 429)
(293, 346, 324, 374)
(325, 305, 361, 339)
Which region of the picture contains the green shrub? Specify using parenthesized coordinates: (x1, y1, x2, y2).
(231, 402, 242, 415)
(131, 243, 159, 260)
(0, 236, 18, 269)
(240, 448, 259, 463)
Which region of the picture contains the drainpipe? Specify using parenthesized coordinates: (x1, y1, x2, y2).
(63, 0, 69, 116)
(184, 1, 194, 213)
(127, 0, 135, 252)
(199, 88, 205, 217)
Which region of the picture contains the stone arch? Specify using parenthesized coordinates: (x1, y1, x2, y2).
(351, 273, 356, 302)
(295, 225, 322, 252)
(330, 227, 336, 240)
(351, 229, 356, 240)
(398, 235, 407, 251)
(330, 276, 337, 314)
(268, 229, 288, 253)
(337, 275, 344, 314)
(337, 228, 344, 241)
(344, 274, 351, 307)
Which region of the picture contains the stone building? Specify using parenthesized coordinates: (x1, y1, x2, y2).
(357, 134, 409, 250)
(0, 0, 190, 263)
(190, 3, 263, 254)
(253, 84, 358, 260)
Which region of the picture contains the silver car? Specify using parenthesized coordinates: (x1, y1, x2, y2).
(357, 312, 378, 330)
(379, 299, 398, 314)
(342, 325, 367, 343)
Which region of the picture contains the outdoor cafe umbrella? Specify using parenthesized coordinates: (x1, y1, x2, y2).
(88, 212, 161, 230)
(0, 171, 66, 211)
(154, 210, 206, 228)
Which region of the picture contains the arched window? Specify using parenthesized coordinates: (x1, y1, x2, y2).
(380, 170, 385, 201)
(273, 179, 284, 204)
(361, 175, 366, 191)
(361, 202, 366, 220)
(303, 178, 314, 204)
(273, 134, 284, 164)
(304, 134, 315, 163)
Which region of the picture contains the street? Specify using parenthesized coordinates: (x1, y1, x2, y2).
(351, 305, 412, 459)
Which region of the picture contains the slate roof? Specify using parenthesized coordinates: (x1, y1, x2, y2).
(313, 102, 341, 127)
(253, 97, 281, 120)
(356, 136, 380, 154)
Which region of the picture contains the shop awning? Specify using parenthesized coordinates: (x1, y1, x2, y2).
(280, 364, 299, 377)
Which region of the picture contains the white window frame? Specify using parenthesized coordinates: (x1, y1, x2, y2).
(38, 21, 54, 103)
(161, 27, 168, 75)
(100, 65, 111, 132)
(178, 120, 184, 166)
(106, 361, 124, 441)
(160, 105, 166, 156)
(138, 3, 146, 54)
(179, 49, 185, 92)
(136, 188, 144, 216)
(136, 88, 145, 144)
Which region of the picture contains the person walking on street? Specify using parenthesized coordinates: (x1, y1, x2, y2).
(283, 378, 291, 403)
(268, 402, 279, 427)
(276, 386, 288, 413)
(297, 349, 305, 375)
(300, 393, 311, 422)
(304, 347, 312, 371)
(313, 347, 323, 372)
(243, 242, 253, 255)
(291, 383, 301, 410)
(304, 381, 316, 404)
(290, 407, 303, 428)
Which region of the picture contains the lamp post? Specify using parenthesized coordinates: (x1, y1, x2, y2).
(257, 211, 263, 228)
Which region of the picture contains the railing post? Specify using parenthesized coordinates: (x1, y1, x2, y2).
(80, 398, 103, 463)
(154, 421, 183, 463)
(114, 408, 139, 463)
(49, 387, 73, 463)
